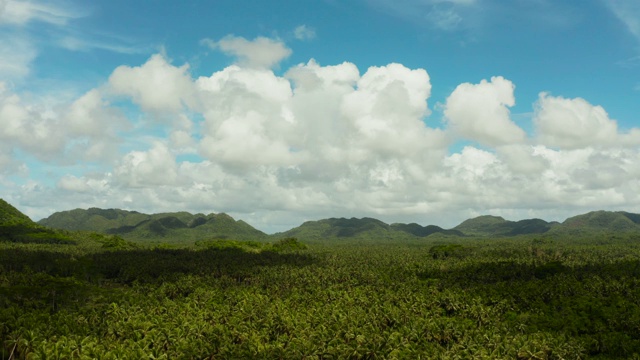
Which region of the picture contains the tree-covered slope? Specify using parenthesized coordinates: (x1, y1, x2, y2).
(453, 215, 555, 236)
(274, 217, 400, 241)
(274, 217, 465, 241)
(39, 208, 267, 242)
(0, 199, 73, 244)
(560, 210, 640, 232)
(390, 223, 464, 237)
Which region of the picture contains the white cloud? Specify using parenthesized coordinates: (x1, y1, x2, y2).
(109, 54, 195, 113)
(533, 93, 640, 149)
(196, 65, 297, 169)
(496, 144, 549, 175)
(0, 82, 127, 164)
(114, 142, 178, 187)
(5, 36, 640, 233)
(0, 82, 66, 160)
(341, 63, 444, 161)
(62, 89, 128, 162)
(444, 76, 526, 146)
(202, 35, 292, 69)
(293, 25, 316, 40)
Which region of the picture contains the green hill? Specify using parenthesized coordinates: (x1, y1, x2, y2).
(390, 223, 464, 237)
(454, 215, 554, 236)
(274, 217, 400, 241)
(273, 217, 465, 242)
(560, 211, 640, 232)
(0, 198, 33, 226)
(0, 199, 74, 244)
(38, 208, 267, 243)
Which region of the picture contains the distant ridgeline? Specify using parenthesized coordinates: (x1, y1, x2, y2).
(33, 203, 640, 242)
(38, 208, 267, 242)
(0, 199, 74, 244)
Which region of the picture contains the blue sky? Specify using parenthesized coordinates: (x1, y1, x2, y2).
(1, 0, 639, 232)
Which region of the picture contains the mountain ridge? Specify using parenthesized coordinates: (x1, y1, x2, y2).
(38, 207, 267, 242)
(31, 204, 640, 242)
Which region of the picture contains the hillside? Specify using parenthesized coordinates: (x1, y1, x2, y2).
(36, 205, 640, 242)
(274, 217, 464, 241)
(274, 217, 397, 241)
(453, 215, 556, 236)
(39, 208, 267, 242)
(0, 199, 73, 244)
(390, 223, 464, 237)
(560, 210, 640, 233)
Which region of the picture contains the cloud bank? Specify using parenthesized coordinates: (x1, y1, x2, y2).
(2, 35, 640, 232)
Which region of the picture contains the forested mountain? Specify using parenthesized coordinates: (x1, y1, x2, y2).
(453, 215, 558, 236)
(35, 204, 640, 242)
(274, 217, 464, 241)
(561, 210, 640, 232)
(274, 217, 397, 240)
(390, 223, 464, 237)
(38, 208, 267, 242)
(0, 199, 73, 244)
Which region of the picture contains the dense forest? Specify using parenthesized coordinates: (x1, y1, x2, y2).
(3, 200, 640, 358)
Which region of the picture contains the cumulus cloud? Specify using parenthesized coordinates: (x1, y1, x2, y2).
(114, 142, 178, 187)
(5, 36, 640, 232)
(444, 76, 526, 146)
(0, 82, 127, 164)
(0, 82, 66, 160)
(202, 35, 292, 69)
(195, 65, 296, 169)
(193, 59, 444, 178)
(533, 93, 640, 149)
(341, 63, 444, 161)
(109, 54, 195, 113)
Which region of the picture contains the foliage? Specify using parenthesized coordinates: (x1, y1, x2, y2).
(98, 235, 138, 250)
(38, 208, 268, 244)
(391, 223, 464, 237)
(428, 244, 467, 259)
(0, 199, 75, 245)
(3, 233, 640, 359)
(561, 210, 640, 232)
(270, 237, 307, 252)
(454, 216, 555, 236)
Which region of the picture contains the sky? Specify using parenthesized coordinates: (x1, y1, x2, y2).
(1, 0, 639, 233)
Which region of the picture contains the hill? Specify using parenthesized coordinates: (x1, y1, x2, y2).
(390, 223, 464, 237)
(0, 199, 73, 244)
(275, 217, 394, 241)
(274, 217, 464, 241)
(453, 215, 556, 236)
(560, 210, 640, 233)
(38, 208, 267, 243)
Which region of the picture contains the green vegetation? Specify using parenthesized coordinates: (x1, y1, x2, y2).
(4, 233, 640, 359)
(38, 208, 267, 244)
(562, 210, 640, 232)
(0, 199, 74, 245)
(453, 215, 557, 236)
(5, 200, 640, 358)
